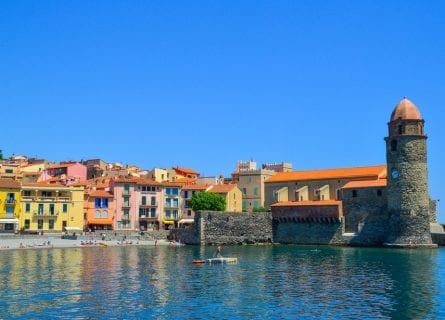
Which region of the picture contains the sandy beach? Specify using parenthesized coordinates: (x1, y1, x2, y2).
(0, 236, 175, 250)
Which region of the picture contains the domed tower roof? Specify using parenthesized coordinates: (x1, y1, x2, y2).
(390, 98, 422, 122)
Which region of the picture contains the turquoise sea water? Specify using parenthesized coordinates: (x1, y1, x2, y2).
(0, 245, 444, 319)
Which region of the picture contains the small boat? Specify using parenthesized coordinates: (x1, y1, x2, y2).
(205, 257, 238, 264)
(192, 259, 206, 264)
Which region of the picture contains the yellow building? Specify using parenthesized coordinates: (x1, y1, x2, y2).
(208, 184, 243, 212)
(20, 183, 85, 233)
(0, 179, 21, 233)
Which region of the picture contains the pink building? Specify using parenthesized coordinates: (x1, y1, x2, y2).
(111, 177, 163, 231)
(43, 162, 87, 185)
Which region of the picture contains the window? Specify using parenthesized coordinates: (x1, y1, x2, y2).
(95, 210, 101, 218)
(24, 190, 31, 197)
(48, 219, 54, 230)
(102, 210, 108, 218)
(5, 169, 13, 174)
(184, 191, 189, 198)
(123, 209, 129, 219)
(49, 204, 55, 215)
(37, 219, 43, 229)
(63, 203, 68, 213)
(123, 198, 130, 207)
(377, 189, 382, 196)
(242, 188, 247, 195)
(165, 187, 179, 195)
(25, 203, 31, 213)
(42, 191, 52, 197)
(95, 198, 108, 208)
(398, 125, 405, 134)
(352, 190, 358, 198)
(124, 184, 130, 194)
(187, 210, 192, 216)
(391, 140, 397, 151)
(253, 187, 258, 196)
(6, 206, 14, 215)
(242, 201, 247, 209)
(248, 177, 252, 183)
(7, 193, 15, 203)
(141, 196, 147, 206)
(151, 196, 156, 205)
(150, 208, 156, 217)
(24, 219, 30, 229)
(139, 208, 150, 217)
(253, 200, 259, 208)
(38, 204, 44, 215)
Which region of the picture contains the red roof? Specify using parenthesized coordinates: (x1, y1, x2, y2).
(89, 190, 113, 198)
(174, 167, 199, 175)
(266, 165, 386, 183)
(182, 184, 208, 191)
(0, 179, 21, 189)
(342, 179, 387, 189)
(208, 184, 237, 193)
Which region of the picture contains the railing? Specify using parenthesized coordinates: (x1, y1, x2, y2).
(21, 196, 71, 202)
(34, 211, 59, 217)
(139, 214, 158, 219)
(5, 199, 16, 205)
(0, 214, 18, 219)
(140, 203, 157, 207)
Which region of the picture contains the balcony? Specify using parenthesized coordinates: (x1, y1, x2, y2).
(140, 203, 157, 207)
(34, 211, 59, 217)
(139, 214, 158, 220)
(122, 204, 131, 209)
(0, 214, 18, 219)
(5, 199, 16, 205)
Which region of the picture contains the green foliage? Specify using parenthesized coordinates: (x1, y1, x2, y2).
(252, 206, 269, 213)
(189, 191, 226, 212)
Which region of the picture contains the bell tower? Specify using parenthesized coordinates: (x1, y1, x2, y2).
(385, 98, 433, 246)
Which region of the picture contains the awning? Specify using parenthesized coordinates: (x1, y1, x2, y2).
(163, 220, 175, 225)
(0, 219, 19, 224)
(178, 219, 194, 224)
(64, 227, 83, 232)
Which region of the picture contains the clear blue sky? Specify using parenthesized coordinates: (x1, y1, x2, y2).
(1, 1, 444, 220)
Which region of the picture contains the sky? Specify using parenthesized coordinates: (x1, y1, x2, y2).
(1, 1, 444, 220)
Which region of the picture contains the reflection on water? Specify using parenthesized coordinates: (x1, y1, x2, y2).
(0, 245, 444, 319)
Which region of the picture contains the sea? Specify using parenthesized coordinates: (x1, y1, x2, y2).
(0, 245, 444, 319)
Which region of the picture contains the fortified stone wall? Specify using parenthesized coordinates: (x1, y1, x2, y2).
(273, 219, 345, 245)
(171, 211, 273, 245)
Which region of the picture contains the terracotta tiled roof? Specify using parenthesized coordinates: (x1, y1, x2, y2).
(162, 181, 184, 187)
(390, 98, 422, 121)
(0, 179, 21, 188)
(89, 190, 113, 198)
(113, 177, 140, 184)
(175, 177, 197, 184)
(174, 167, 199, 175)
(266, 165, 386, 183)
(271, 200, 342, 207)
(342, 179, 387, 189)
(208, 184, 237, 193)
(182, 184, 209, 191)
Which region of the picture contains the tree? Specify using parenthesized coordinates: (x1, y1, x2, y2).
(189, 191, 226, 212)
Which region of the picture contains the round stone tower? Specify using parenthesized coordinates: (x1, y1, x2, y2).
(385, 98, 434, 246)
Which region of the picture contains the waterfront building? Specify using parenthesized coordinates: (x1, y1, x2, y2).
(181, 183, 209, 225)
(137, 179, 163, 231)
(162, 181, 183, 228)
(111, 177, 139, 231)
(384, 98, 434, 245)
(265, 165, 386, 209)
(20, 182, 84, 232)
(268, 98, 438, 247)
(0, 179, 21, 233)
(208, 184, 242, 212)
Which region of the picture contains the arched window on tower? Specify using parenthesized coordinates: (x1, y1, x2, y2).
(398, 125, 405, 135)
(391, 140, 397, 151)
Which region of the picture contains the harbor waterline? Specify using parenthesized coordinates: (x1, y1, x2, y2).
(1, 245, 445, 319)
